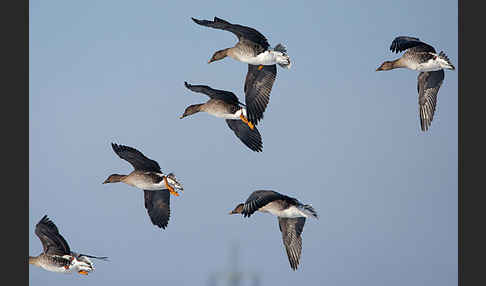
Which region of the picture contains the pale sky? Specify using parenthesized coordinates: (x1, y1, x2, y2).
(30, 1, 457, 285)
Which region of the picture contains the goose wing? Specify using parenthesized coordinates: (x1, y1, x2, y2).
(111, 143, 161, 172)
(192, 17, 270, 51)
(225, 119, 263, 152)
(278, 217, 306, 271)
(244, 64, 277, 125)
(390, 36, 436, 53)
(184, 81, 240, 106)
(144, 190, 170, 229)
(417, 70, 444, 132)
(34, 215, 71, 256)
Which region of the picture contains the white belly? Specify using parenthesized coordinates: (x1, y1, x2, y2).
(41, 264, 70, 273)
(212, 108, 247, 119)
(260, 204, 306, 218)
(416, 59, 443, 72)
(232, 51, 278, 65)
(133, 180, 165, 190)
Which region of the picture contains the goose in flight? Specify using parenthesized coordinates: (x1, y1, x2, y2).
(192, 16, 291, 69)
(103, 143, 183, 229)
(180, 82, 263, 152)
(29, 215, 108, 275)
(229, 190, 318, 270)
(192, 17, 285, 125)
(376, 36, 455, 131)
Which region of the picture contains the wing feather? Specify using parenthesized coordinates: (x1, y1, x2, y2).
(111, 143, 161, 172)
(417, 70, 444, 131)
(34, 215, 71, 255)
(143, 190, 171, 229)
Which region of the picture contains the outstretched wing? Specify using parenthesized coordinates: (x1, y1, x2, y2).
(144, 190, 171, 229)
(225, 119, 263, 152)
(34, 215, 71, 256)
(192, 17, 269, 51)
(184, 81, 240, 106)
(244, 64, 277, 125)
(390, 36, 436, 53)
(111, 143, 161, 172)
(242, 190, 298, 217)
(417, 70, 444, 132)
(278, 217, 306, 271)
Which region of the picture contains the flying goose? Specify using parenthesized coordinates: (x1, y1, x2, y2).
(180, 81, 263, 152)
(192, 16, 291, 68)
(376, 36, 455, 131)
(192, 16, 283, 125)
(229, 190, 318, 270)
(29, 215, 108, 275)
(103, 143, 183, 229)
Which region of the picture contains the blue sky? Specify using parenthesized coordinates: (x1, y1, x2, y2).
(30, 1, 457, 285)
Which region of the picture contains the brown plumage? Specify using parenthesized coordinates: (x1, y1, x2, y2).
(103, 143, 183, 229)
(30, 215, 107, 274)
(377, 36, 454, 131)
(181, 82, 263, 152)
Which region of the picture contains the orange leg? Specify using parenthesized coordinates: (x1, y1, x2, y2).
(78, 270, 89, 275)
(257, 65, 263, 70)
(164, 176, 179, 197)
(239, 114, 255, 130)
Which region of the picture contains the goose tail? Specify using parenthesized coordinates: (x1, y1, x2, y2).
(301, 204, 318, 219)
(274, 43, 292, 69)
(438, 51, 455, 70)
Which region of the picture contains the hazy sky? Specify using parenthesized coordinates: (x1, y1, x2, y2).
(29, 1, 457, 285)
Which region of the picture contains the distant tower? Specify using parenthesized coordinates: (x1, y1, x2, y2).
(207, 241, 261, 286)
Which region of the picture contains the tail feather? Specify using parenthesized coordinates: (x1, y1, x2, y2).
(302, 204, 318, 219)
(166, 173, 184, 192)
(438, 51, 455, 70)
(273, 43, 291, 69)
(273, 43, 287, 54)
(78, 254, 109, 261)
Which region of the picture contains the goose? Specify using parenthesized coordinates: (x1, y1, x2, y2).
(376, 36, 455, 131)
(229, 190, 318, 270)
(192, 16, 284, 125)
(103, 143, 183, 229)
(29, 215, 108, 275)
(180, 81, 263, 152)
(192, 16, 291, 68)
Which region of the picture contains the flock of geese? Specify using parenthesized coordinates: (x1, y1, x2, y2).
(29, 16, 455, 275)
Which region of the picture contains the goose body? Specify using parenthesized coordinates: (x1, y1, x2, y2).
(29, 215, 108, 275)
(198, 98, 248, 120)
(397, 49, 453, 72)
(229, 190, 318, 270)
(103, 143, 183, 229)
(228, 43, 288, 66)
(181, 82, 263, 152)
(258, 201, 311, 218)
(376, 36, 455, 131)
(192, 17, 291, 68)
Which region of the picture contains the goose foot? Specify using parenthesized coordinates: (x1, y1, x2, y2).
(164, 176, 179, 197)
(239, 114, 255, 130)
